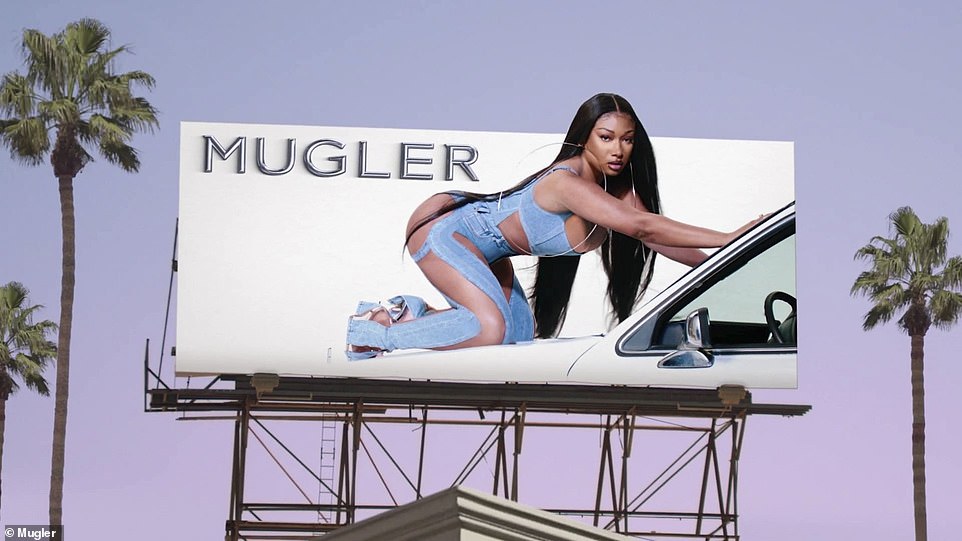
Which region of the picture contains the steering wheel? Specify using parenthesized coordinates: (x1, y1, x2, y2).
(764, 291, 797, 344)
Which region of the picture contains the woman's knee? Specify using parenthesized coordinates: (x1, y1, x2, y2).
(473, 310, 507, 345)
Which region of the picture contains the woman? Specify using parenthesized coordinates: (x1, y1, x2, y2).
(346, 93, 763, 359)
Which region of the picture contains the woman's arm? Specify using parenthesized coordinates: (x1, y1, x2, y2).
(552, 174, 755, 248)
(645, 242, 709, 266)
(615, 190, 709, 266)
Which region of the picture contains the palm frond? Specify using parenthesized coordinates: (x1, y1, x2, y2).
(82, 115, 142, 171)
(929, 290, 962, 330)
(890, 207, 922, 238)
(863, 301, 896, 330)
(0, 281, 56, 398)
(851, 269, 895, 296)
(84, 46, 136, 94)
(116, 70, 156, 90)
(910, 273, 940, 295)
(0, 281, 29, 311)
(857, 239, 910, 282)
(943, 256, 962, 289)
(870, 282, 908, 306)
(0, 116, 51, 164)
(84, 114, 129, 143)
(20, 29, 62, 94)
(64, 18, 111, 56)
(0, 72, 39, 117)
(926, 217, 950, 264)
(853, 243, 887, 262)
(12, 352, 52, 395)
(37, 98, 80, 125)
(111, 97, 159, 133)
(99, 137, 140, 172)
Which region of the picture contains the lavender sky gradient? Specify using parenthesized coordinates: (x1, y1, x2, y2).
(2, 1, 961, 539)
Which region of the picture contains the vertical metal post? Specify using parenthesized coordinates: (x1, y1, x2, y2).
(593, 417, 612, 527)
(336, 416, 350, 526)
(416, 407, 427, 499)
(349, 400, 363, 524)
(237, 406, 251, 538)
(605, 426, 619, 532)
(695, 418, 716, 536)
(510, 405, 526, 502)
(225, 411, 240, 541)
(710, 421, 728, 539)
(142, 339, 149, 412)
(226, 405, 250, 541)
(617, 414, 635, 532)
(493, 411, 505, 497)
(499, 421, 509, 498)
(728, 414, 747, 538)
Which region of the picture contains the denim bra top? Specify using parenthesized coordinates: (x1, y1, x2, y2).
(476, 165, 578, 257)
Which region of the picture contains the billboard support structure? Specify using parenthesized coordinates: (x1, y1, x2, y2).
(146, 371, 808, 540)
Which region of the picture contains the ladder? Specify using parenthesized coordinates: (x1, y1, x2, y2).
(318, 417, 337, 523)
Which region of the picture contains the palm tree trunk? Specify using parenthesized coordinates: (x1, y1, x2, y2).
(910, 333, 927, 541)
(50, 175, 75, 530)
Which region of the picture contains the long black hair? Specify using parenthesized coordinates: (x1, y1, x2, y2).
(406, 93, 661, 338)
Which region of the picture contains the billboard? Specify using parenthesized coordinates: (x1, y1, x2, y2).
(176, 121, 795, 387)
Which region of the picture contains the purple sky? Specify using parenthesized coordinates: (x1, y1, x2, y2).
(2, 2, 961, 539)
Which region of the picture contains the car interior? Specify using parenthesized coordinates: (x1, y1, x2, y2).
(650, 225, 797, 350)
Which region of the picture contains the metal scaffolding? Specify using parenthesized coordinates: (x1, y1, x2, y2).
(146, 371, 809, 540)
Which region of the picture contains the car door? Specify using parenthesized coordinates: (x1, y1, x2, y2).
(566, 210, 797, 389)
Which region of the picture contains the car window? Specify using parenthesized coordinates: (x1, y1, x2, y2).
(651, 227, 796, 349)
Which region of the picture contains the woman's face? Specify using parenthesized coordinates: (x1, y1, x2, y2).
(582, 112, 635, 179)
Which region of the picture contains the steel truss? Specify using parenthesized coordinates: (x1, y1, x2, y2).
(147, 373, 808, 540)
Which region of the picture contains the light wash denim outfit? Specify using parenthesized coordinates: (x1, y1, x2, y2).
(346, 166, 579, 359)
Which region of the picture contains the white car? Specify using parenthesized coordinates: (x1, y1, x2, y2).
(327, 202, 798, 390)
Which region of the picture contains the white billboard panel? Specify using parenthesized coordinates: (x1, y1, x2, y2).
(177, 121, 794, 386)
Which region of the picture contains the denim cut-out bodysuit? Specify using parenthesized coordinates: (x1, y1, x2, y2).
(463, 165, 579, 259)
(346, 165, 581, 359)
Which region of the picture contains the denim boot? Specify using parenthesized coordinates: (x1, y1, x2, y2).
(345, 299, 481, 360)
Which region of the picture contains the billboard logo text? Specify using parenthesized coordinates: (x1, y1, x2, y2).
(203, 136, 480, 181)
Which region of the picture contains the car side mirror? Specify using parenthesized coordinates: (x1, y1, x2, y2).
(658, 308, 714, 368)
(684, 307, 712, 349)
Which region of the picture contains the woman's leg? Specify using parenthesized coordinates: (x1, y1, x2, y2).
(346, 240, 507, 351)
(490, 258, 535, 344)
(347, 199, 515, 353)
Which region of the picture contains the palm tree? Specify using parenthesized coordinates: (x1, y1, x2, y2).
(0, 281, 57, 519)
(851, 206, 962, 541)
(0, 19, 158, 527)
